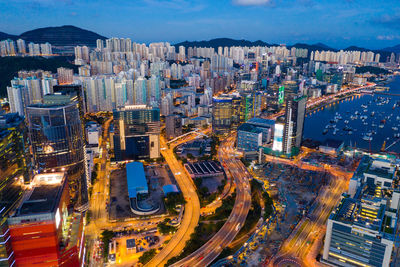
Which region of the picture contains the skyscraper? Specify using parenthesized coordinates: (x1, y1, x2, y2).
(57, 67, 74, 85)
(26, 103, 88, 209)
(16, 39, 26, 54)
(165, 114, 182, 140)
(134, 77, 147, 105)
(0, 113, 32, 267)
(282, 95, 306, 155)
(113, 105, 160, 161)
(212, 96, 233, 136)
(8, 173, 84, 267)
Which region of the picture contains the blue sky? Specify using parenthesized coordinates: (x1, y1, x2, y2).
(1, 0, 400, 49)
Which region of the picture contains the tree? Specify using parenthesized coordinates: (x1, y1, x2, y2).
(100, 230, 114, 259)
(157, 221, 177, 235)
(139, 249, 157, 264)
(164, 192, 185, 214)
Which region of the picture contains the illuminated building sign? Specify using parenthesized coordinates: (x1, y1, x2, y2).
(272, 123, 284, 152)
(278, 86, 285, 104)
(55, 208, 61, 228)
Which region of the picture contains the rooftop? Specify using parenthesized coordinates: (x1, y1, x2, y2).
(331, 193, 385, 232)
(238, 123, 263, 134)
(185, 161, 224, 177)
(14, 173, 66, 217)
(126, 162, 148, 199)
(247, 117, 275, 127)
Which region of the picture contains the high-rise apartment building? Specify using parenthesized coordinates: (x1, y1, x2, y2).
(26, 103, 88, 209)
(57, 67, 74, 85)
(323, 157, 399, 267)
(16, 39, 26, 54)
(113, 105, 160, 161)
(282, 95, 306, 155)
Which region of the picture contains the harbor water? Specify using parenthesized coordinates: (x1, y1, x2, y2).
(304, 76, 400, 153)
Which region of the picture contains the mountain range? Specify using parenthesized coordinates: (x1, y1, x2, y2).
(0, 25, 107, 47)
(1, 25, 399, 55)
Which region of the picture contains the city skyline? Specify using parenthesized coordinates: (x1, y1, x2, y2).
(1, 0, 400, 49)
(1, 2, 400, 265)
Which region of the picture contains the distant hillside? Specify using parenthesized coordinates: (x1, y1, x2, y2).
(289, 43, 336, 52)
(382, 44, 400, 54)
(0, 56, 78, 97)
(0, 31, 17, 40)
(0, 25, 106, 47)
(174, 38, 275, 50)
(343, 46, 370, 52)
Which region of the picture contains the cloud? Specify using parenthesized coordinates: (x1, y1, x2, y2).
(232, 0, 272, 6)
(142, 0, 205, 12)
(377, 35, 400, 41)
(372, 13, 400, 29)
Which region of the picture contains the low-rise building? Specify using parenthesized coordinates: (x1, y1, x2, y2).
(184, 161, 224, 179)
(322, 156, 399, 267)
(237, 123, 263, 152)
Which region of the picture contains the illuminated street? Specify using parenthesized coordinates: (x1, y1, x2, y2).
(171, 134, 252, 267)
(144, 133, 201, 267)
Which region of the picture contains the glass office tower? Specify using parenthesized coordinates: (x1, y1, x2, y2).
(26, 103, 88, 209)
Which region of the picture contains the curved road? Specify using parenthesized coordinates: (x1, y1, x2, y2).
(171, 134, 252, 267)
(145, 135, 201, 267)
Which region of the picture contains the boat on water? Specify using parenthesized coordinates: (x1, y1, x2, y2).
(379, 119, 386, 128)
(392, 127, 398, 131)
(323, 129, 328, 135)
(371, 112, 375, 117)
(362, 135, 373, 141)
(361, 104, 368, 109)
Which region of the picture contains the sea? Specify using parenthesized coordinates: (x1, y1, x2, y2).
(304, 75, 400, 154)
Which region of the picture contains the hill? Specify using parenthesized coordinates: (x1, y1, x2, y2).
(381, 44, 400, 54)
(0, 25, 106, 47)
(343, 45, 371, 52)
(19, 25, 106, 47)
(0, 31, 17, 40)
(289, 43, 336, 52)
(174, 38, 274, 50)
(0, 56, 78, 97)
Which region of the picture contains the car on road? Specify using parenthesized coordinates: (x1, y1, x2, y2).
(175, 172, 181, 175)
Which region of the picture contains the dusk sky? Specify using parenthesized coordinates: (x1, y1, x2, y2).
(1, 0, 400, 49)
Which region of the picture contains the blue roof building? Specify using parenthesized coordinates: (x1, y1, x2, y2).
(126, 162, 148, 199)
(162, 184, 179, 196)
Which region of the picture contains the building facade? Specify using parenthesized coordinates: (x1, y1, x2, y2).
(165, 114, 182, 140)
(113, 105, 160, 161)
(282, 95, 306, 155)
(323, 157, 399, 267)
(26, 103, 88, 209)
(212, 96, 233, 136)
(8, 173, 84, 267)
